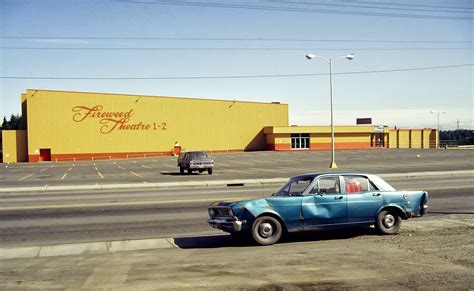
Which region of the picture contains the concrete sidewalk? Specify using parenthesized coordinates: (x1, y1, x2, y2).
(1, 214, 472, 260)
(1, 169, 473, 193)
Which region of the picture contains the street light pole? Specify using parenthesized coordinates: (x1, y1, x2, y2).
(430, 110, 446, 148)
(306, 53, 354, 169)
(328, 59, 337, 168)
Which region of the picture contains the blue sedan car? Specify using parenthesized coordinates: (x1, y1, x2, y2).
(208, 172, 429, 245)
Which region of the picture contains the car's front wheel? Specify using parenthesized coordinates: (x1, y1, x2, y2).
(376, 210, 401, 234)
(208, 168, 213, 175)
(251, 216, 282, 246)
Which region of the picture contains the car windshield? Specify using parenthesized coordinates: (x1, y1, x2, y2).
(188, 152, 208, 158)
(275, 176, 314, 196)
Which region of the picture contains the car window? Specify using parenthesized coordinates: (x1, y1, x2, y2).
(309, 176, 340, 194)
(188, 152, 208, 158)
(344, 176, 370, 193)
(276, 177, 313, 196)
(368, 175, 395, 191)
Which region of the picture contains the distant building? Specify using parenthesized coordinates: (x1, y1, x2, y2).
(1, 89, 438, 163)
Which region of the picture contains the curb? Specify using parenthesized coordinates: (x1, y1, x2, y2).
(0, 238, 176, 260)
(1, 170, 473, 193)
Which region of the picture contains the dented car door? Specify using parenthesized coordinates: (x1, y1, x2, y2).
(302, 175, 348, 229)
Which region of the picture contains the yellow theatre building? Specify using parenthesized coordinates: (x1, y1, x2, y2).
(2, 89, 438, 163)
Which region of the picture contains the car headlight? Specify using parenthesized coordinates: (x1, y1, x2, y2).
(208, 208, 215, 217)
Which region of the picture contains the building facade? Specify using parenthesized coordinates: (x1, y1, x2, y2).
(1, 89, 438, 163)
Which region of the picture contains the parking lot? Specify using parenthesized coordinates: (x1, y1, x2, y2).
(1, 149, 473, 188)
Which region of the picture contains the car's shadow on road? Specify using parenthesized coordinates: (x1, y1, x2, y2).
(173, 227, 377, 249)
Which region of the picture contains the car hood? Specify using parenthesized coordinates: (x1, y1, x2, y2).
(209, 198, 269, 209)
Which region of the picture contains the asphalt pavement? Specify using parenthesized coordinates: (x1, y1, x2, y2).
(1, 149, 473, 188)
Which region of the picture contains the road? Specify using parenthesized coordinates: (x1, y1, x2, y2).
(1, 174, 472, 247)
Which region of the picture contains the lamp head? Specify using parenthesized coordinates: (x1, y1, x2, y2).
(306, 53, 316, 60)
(346, 53, 355, 60)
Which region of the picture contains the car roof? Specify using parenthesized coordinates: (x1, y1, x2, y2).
(291, 172, 375, 179)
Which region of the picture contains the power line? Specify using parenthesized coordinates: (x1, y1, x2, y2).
(113, 0, 473, 20)
(265, 0, 473, 14)
(323, 0, 474, 11)
(1, 36, 470, 43)
(1, 63, 471, 80)
(2, 47, 472, 51)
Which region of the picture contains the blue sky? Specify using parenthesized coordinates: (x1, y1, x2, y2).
(1, 0, 472, 129)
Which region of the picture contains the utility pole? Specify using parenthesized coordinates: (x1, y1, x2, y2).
(457, 119, 460, 130)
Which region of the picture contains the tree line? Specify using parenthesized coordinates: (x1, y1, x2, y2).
(439, 129, 474, 145)
(1, 114, 23, 130)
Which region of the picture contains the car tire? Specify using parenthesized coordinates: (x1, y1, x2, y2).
(179, 166, 184, 175)
(208, 168, 213, 175)
(376, 210, 401, 235)
(187, 167, 192, 175)
(251, 216, 283, 246)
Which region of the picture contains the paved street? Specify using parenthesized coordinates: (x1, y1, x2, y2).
(1, 174, 472, 247)
(1, 149, 473, 188)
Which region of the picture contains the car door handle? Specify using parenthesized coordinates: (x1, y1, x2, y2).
(372, 193, 381, 196)
(335, 196, 344, 200)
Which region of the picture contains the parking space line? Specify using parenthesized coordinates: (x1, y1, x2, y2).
(61, 173, 68, 180)
(97, 172, 104, 179)
(68, 167, 73, 172)
(94, 167, 98, 171)
(118, 166, 126, 170)
(129, 171, 143, 178)
(256, 168, 287, 173)
(152, 159, 157, 162)
(19, 174, 34, 181)
(216, 163, 230, 167)
(163, 164, 175, 168)
(252, 159, 276, 164)
(133, 161, 137, 164)
(113, 162, 117, 165)
(40, 168, 49, 172)
(11, 169, 23, 173)
(141, 165, 152, 169)
(229, 160, 254, 166)
(225, 169, 248, 174)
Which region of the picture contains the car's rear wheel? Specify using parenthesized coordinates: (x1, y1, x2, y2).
(187, 167, 192, 174)
(208, 168, 213, 175)
(376, 210, 401, 234)
(251, 216, 282, 246)
(179, 166, 184, 175)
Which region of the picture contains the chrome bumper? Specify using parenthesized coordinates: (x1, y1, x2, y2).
(408, 205, 429, 218)
(208, 217, 244, 232)
(421, 204, 429, 216)
(189, 164, 214, 169)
